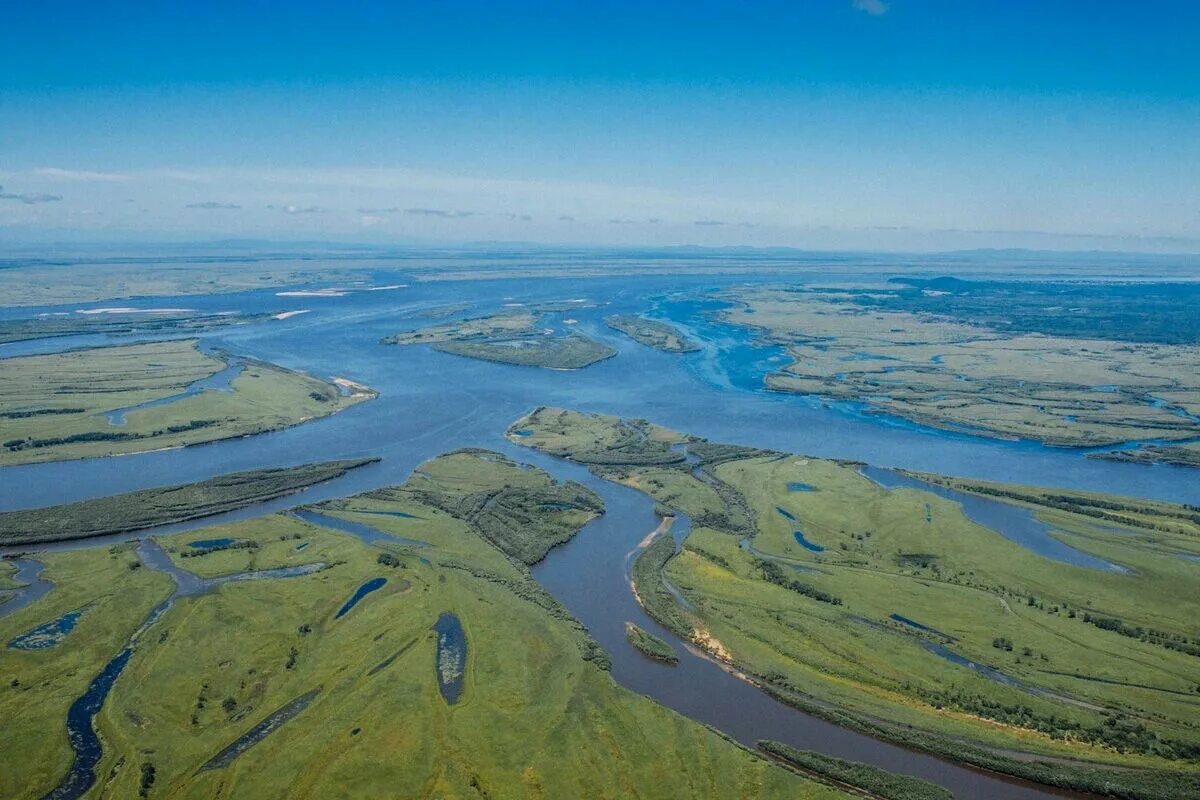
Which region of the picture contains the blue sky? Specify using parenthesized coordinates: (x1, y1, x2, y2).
(2, 1, 1198, 251)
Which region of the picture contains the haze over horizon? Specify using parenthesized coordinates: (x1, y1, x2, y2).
(3, 1, 1198, 253)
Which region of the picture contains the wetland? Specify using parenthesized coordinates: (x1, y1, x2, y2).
(4, 254, 1200, 800)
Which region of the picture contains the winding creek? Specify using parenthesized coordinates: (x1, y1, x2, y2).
(4, 271, 1199, 799)
(38, 541, 327, 800)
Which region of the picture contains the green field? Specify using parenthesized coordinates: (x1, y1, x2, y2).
(0, 449, 840, 800)
(0, 339, 376, 465)
(509, 407, 1200, 799)
(0, 459, 378, 546)
(383, 310, 617, 370)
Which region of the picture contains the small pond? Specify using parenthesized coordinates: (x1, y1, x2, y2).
(433, 612, 467, 705)
(335, 577, 387, 619)
(8, 607, 86, 650)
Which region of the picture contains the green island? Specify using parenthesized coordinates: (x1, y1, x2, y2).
(625, 621, 679, 664)
(0, 458, 378, 546)
(382, 309, 617, 370)
(0, 339, 376, 465)
(606, 314, 701, 353)
(759, 741, 953, 800)
(702, 284, 1200, 464)
(0, 309, 280, 345)
(508, 407, 1200, 800)
(1, 450, 839, 800)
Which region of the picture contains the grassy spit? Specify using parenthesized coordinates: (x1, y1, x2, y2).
(0, 458, 379, 546)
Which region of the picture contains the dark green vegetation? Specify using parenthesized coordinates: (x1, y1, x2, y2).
(605, 314, 700, 353)
(382, 310, 617, 369)
(631, 534, 693, 639)
(350, 449, 603, 566)
(512, 408, 1200, 800)
(0, 459, 378, 546)
(625, 621, 679, 664)
(0, 310, 276, 344)
(2, 450, 835, 799)
(759, 741, 953, 800)
(867, 278, 1200, 345)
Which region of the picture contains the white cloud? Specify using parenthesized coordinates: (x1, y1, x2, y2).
(32, 167, 132, 182)
(186, 201, 241, 210)
(405, 208, 474, 218)
(852, 0, 888, 16)
(268, 204, 323, 215)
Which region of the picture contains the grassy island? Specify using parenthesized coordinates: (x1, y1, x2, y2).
(383, 310, 617, 370)
(625, 621, 679, 664)
(606, 314, 700, 353)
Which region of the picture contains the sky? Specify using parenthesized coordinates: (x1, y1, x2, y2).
(2, 1, 1199, 252)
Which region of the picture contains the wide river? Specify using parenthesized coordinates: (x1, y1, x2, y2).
(3, 270, 1197, 799)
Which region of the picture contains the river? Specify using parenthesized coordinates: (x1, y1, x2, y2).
(3, 270, 1197, 799)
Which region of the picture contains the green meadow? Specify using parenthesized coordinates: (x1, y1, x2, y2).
(509, 407, 1200, 800)
(0, 450, 839, 800)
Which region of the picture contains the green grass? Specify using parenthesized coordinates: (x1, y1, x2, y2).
(354, 448, 602, 565)
(625, 621, 679, 664)
(632, 533, 696, 641)
(510, 408, 1200, 799)
(2, 450, 842, 800)
(0, 339, 375, 465)
(0, 459, 378, 546)
(0, 544, 176, 797)
(759, 741, 953, 800)
(0, 560, 22, 591)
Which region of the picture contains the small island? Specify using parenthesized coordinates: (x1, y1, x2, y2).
(625, 621, 679, 664)
(605, 314, 700, 353)
(383, 310, 616, 370)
